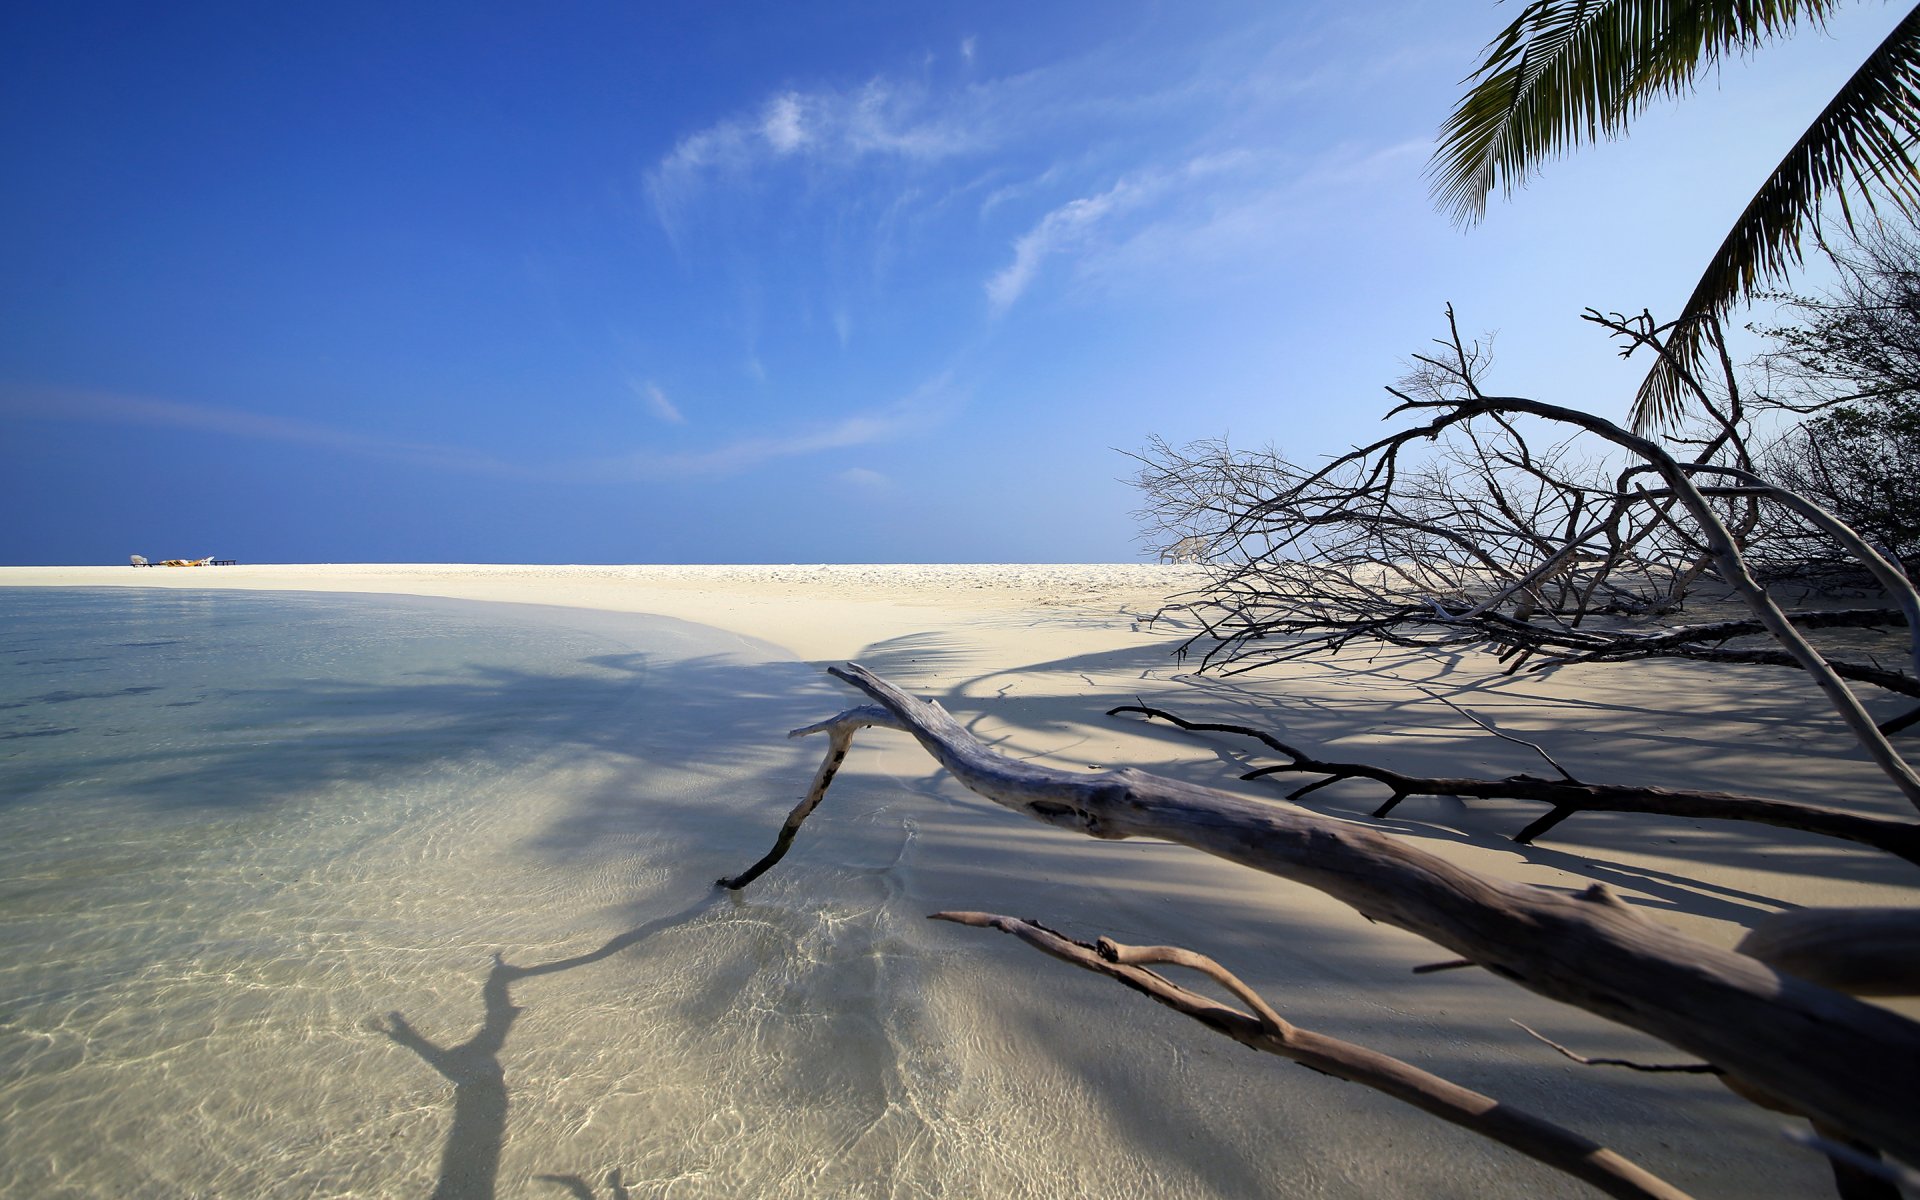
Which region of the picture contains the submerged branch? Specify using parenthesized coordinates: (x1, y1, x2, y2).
(934, 910, 1691, 1200)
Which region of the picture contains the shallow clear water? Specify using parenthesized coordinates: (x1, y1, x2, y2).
(0, 588, 1799, 1199)
(0, 588, 1371, 1200)
(0, 589, 854, 1198)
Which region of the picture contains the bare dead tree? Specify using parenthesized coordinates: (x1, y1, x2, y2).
(1130, 310, 1920, 833)
(1130, 312, 1918, 720)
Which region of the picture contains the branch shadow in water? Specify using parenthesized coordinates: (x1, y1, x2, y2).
(533, 1168, 629, 1199)
(374, 896, 721, 1200)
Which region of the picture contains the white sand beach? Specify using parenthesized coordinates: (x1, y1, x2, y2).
(2, 563, 1915, 1198)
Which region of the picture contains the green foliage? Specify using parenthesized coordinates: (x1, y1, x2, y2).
(1433, 1, 1920, 429)
(1774, 394, 1920, 565)
(1761, 226, 1920, 565)
(1760, 225, 1920, 403)
(1431, 0, 1845, 225)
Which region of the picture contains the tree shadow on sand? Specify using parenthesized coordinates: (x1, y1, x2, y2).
(371, 896, 721, 1200)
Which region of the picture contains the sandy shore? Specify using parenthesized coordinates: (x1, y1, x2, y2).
(5, 562, 1916, 1197)
(0, 562, 1193, 663)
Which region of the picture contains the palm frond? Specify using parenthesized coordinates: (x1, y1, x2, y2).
(1633, 5, 1920, 430)
(1431, 0, 1841, 226)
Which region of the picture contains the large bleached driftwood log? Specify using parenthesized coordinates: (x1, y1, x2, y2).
(728, 663, 1920, 1180)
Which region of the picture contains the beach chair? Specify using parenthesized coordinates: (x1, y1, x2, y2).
(1159, 535, 1209, 564)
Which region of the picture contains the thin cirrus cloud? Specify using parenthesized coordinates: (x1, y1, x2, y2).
(2, 373, 958, 484)
(633, 379, 686, 424)
(645, 78, 984, 235)
(985, 176, 1153, 316)
(0, 386, 533, 478)
(641, 14, 1421, 331)
(1068, 140, 1432, 294)
(984, 152, 1268, 315)
(582, 370, 959, 481)
(641, 52, 1172, 236)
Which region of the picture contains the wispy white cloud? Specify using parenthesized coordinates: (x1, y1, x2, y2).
(761, 92, 809, 154)
(985, 155, 1255, 314)
(582, 371, 959, 481)
(981, 142, 1427, 313)
(837, 466, 892, 489)
(978, 161, 1069, 223)
(642, 11, 1424, 342)
(1, 372, 961, 485)
(1068, 140, 1428, 295)
(0, 386, 532, 477)
(1292, 136, 1429, 191)
(646, 77, 982, 234)
(633, 379, 686, 424)
(986, 179, 1142, 315)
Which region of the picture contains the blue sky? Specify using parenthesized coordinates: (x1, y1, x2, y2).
(1, 1, 1907, 565)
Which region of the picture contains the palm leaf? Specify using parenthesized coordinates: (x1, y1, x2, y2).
(1432, 0, 1841, 226)
(1634, 4, 1920, 429)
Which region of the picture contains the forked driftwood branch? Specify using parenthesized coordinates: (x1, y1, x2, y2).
(931, 911, 1690, 1200)
(718, 705, 894, 889)
(728, 663, 1920, 1174)
(1103, 703, 1920, 865)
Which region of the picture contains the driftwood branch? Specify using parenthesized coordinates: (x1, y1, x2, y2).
(729, 663, 1920, 1167)
(1509, 1021, 1721, 1075)
(1787, 1129, 1920, 1197)
(1418, 686, 1577, 781)
(932, 910, 1691, 1200)
(1735, 908, 1920, 997)
(1130, 312, 1920, 804)
(1106, 704, 1920, 867)
(1672, 462, 1920, 683)
(1734, 907, 1920, 1198)
(718, 705, 898, 889)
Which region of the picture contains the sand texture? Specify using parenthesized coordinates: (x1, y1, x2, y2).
(2, 562, 1915, 1198)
